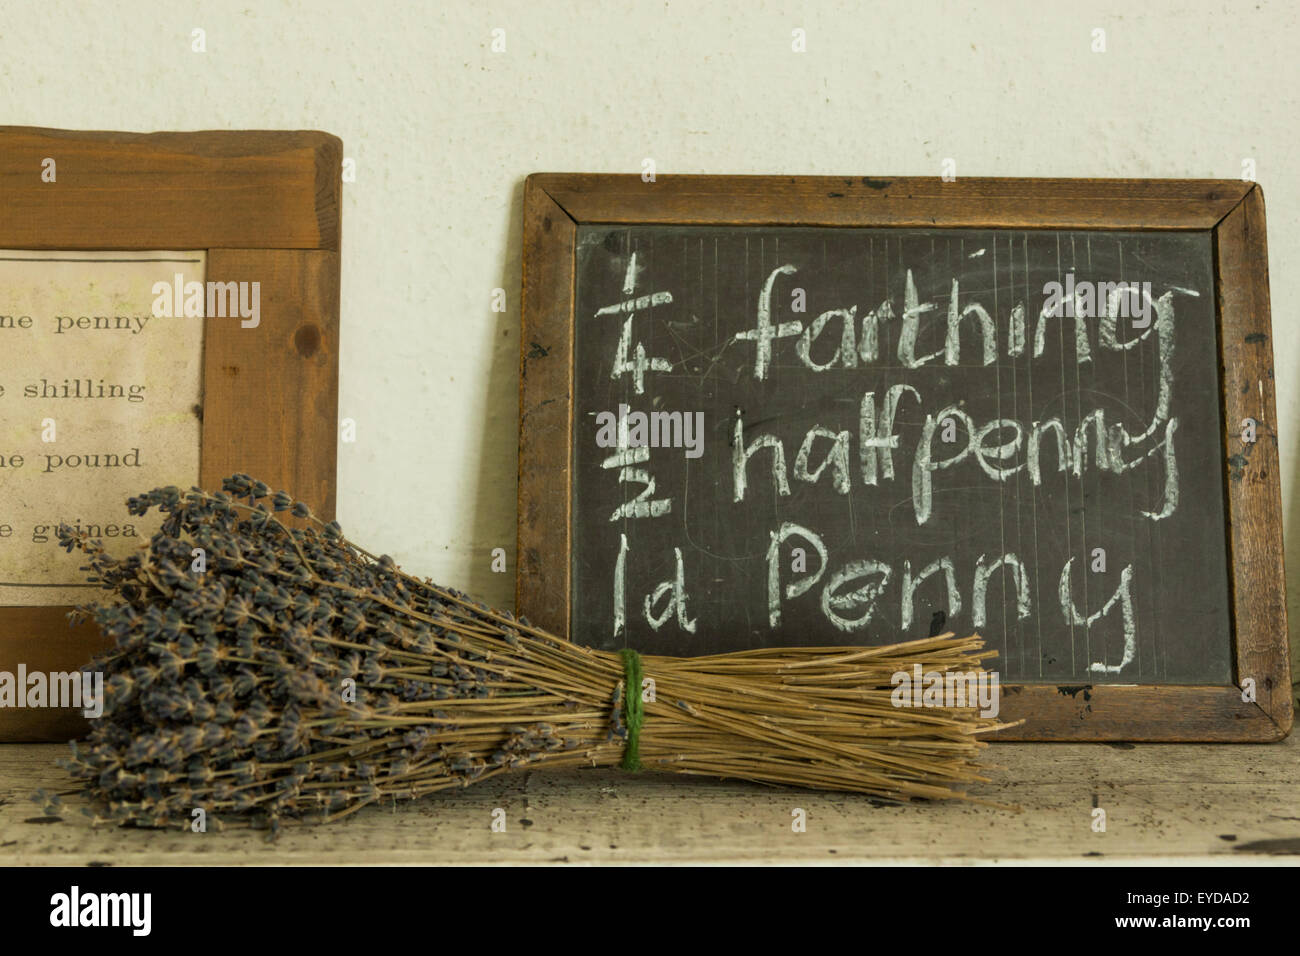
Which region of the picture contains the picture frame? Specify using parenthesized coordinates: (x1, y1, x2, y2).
(0, 127, 342, 740)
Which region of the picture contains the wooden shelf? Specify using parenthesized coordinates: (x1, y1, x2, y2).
(1, 737, 1296, 864)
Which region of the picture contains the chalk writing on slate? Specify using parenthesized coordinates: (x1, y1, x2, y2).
(571, 226, 1231, 684)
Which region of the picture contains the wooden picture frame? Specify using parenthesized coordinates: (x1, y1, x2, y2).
(0, 127, 342, 740)
(517, 173, 1290, 742)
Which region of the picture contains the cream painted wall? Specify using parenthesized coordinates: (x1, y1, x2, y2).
(3, 0, 1298, 678)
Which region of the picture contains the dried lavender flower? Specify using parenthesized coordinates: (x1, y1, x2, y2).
(54, 476, 1009, 833)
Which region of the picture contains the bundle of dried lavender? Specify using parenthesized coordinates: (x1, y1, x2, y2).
(52, 475, 1012, 832)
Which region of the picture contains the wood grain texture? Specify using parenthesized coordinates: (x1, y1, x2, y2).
(533, 174, 1250, 230)
(200, 249, 340, 520)
(1214, 185, 1292, 739)
(2, 738, 1296, 863)
(516, 175, 576, 634)
(515, 174, 1289, 741)
(990, 684, 1278, 742)
(0, 127, 341, 251)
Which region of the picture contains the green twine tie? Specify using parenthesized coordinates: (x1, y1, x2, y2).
(618, 647, 644, 772)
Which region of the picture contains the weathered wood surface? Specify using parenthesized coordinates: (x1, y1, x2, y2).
(1215, 187, 1292, 737)
(516, 177, 577, 635)
(0, 127, 341, 251)
(533, 174, 1250, 230)
(201, 248, 341, 521)
(2, 739, 1296, 864)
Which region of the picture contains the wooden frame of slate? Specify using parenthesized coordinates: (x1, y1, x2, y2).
(0, 127, 341, 741)
(517, 174, 1290, 742)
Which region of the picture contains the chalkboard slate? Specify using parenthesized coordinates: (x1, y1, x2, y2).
(519, 175, 1289, 740)
(570, 226, 1231, 685)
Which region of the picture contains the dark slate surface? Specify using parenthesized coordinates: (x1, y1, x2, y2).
(570, 225, 1231, 684)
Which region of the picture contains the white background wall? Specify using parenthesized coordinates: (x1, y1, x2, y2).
(4, 0, 1298, 674)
